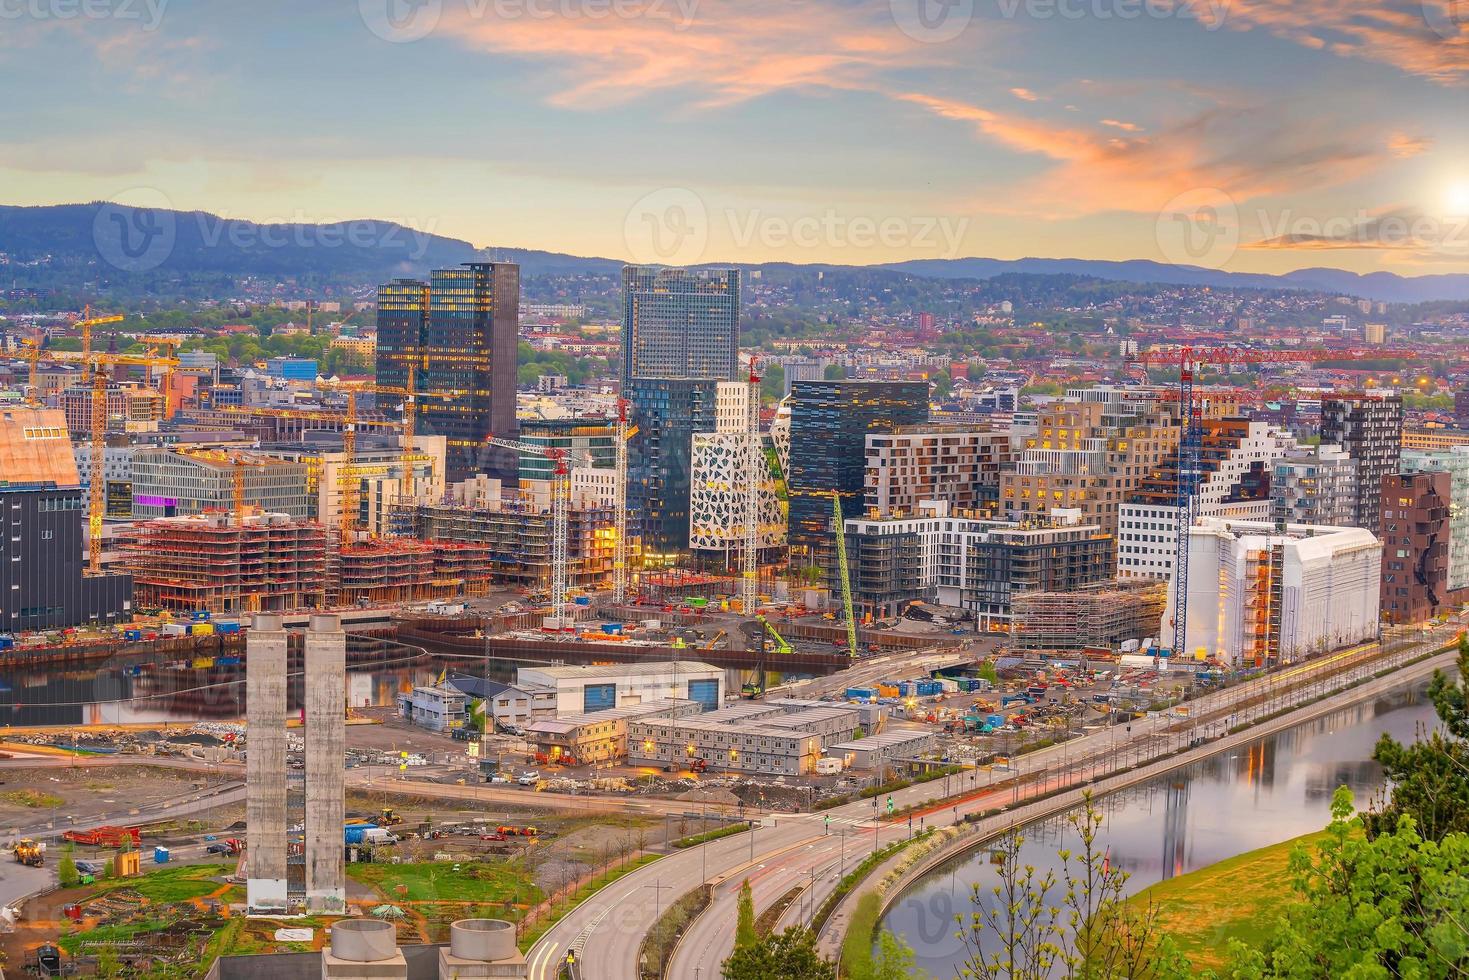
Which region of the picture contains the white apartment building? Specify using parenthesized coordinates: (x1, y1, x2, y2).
(1118, 419, 1295, 581)
(865, 425, 1010, 519)
(1173, 517, 1381, 667)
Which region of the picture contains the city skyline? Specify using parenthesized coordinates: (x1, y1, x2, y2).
(3, 1, 1467, 275)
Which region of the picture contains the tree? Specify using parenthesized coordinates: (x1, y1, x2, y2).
(956, 793, 1185, 980)
(1369, 636, 1469, 842)
(57, 845, 79, 888)
(870, 929, 923, 980)
(735, 878, 758, 949)
(823, 363, 845, 380)
(1222, 787, 1469, 978)
(721, 926, 835, 980)
(760, 364, 786, 403)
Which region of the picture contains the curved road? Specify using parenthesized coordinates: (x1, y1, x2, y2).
(533, 618, 1463, 980)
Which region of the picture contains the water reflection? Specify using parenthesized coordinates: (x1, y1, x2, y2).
(881, 678, 1441, 977)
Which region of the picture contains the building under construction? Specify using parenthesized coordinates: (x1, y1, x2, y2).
(129, 511, 329, 614)
(413, 498, 615, 593)
(335, 540, 437, 606)
(1010, 580, 1169, 652)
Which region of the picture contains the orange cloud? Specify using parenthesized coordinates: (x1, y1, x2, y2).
(1010, 87, 1042, 102)
(899, 92, 1401, 218)
(1218, 0, 1469, 85)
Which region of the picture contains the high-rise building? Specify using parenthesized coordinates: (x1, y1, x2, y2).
(1380, 470, 1452, 623)
(626, 378, 721, 557)
(0, 407, 132, 631)
(1401, 447, 1469, 599)
(1272, 444, 1358, 528)
(786, 380, 929, 557)
(621, 266, 740, 388)
(1455, 388, 1469, 428)
(1322, 394, 1403, 531)
(865, 425, 1011, 520)
(375, 264, 520, 484)
(1176, 517, 1381, 668)
(1117, 418, 1292, 580)
(373, 277, 429, 407)
(999, 386, 1180, 538)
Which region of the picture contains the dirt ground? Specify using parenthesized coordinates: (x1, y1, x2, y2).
(0, 764, 223, 836)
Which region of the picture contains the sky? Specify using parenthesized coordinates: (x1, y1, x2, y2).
(3, 0, 1469, 275)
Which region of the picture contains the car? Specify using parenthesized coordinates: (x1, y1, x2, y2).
(480, 832, 508, 842)
(517, 771, 541, 785)
(489, 774, 512, 784)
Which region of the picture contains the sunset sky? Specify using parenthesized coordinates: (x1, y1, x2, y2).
(4, 0, 1469, 274)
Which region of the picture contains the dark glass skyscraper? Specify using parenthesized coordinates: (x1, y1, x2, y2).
(374, 278, 429, 412)
(786, 380, 930, 553)
(621, 266, 740, 388)
(375, 263, 520, 484)
(627, 378, 721, 558)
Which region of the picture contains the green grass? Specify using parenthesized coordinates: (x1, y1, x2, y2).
(672, 823, 748, 848)
(348, 860, 542, 904)
(839, 891, 884, 980)
(93, 863, 232, 903)
(2, 788, 63, 808)
(1130, 830, 1327, 969)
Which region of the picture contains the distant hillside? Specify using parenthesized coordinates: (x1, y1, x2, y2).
(879, 257, 1469, 305)
(4, 202, 1469, 304)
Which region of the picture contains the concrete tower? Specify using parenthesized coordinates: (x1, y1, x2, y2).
(304, 613, 347, 913)
(245, 613, 288, 910)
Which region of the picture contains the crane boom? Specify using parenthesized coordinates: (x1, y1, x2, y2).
(742, 359, 762, 616)
(832, 493, 857, 659)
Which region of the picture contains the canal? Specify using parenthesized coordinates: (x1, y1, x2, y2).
(878, 675, 1442, 977)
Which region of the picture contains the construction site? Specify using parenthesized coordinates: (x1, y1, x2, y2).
(1010, 580, 1169, 653)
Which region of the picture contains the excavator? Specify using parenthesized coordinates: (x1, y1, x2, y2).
(741, 615, 792, 699)
(13, 838, 43, 867)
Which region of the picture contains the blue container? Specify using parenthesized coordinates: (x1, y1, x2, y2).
(215, 621, 241, 635)
(574, 596, 592, 606)
(916, 681, 943, 696)
(344, 823, 377, 845)
(844, 687, 877, 700)
(154, 847, 170, 864)
(601, 623, 623, 634)
(0, 635, 15, 651)
(190, 610, 211, 622)
(123, 629, 142, 642)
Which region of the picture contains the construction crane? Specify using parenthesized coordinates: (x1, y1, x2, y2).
(76, 305, 125, 370)
(1130, 345, 1416, 662)
(485, 437, 591, 632)
(19, 337, 43, 406)
(742, 358, 763, 616)
(831, 492, 858, 659)
(612, 397, 638, 605)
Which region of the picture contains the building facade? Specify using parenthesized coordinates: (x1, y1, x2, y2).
(626, 377, 721, 557)
(865, 425, 1011, 520)
(131, 449, 312, 520)
(1400, 447, 1469, 598)
(621, 265, 740, 388)
(1176, 517, 1381, 668)
(786, 380, 929, 558)
(1322, 394, 1403, 531)
(1380, 471, 1451, 624)
(1271, 443, 1358, 528)
(516, 661, 725, 716)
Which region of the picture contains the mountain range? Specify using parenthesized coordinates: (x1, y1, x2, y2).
(3, 203, 1468, 304)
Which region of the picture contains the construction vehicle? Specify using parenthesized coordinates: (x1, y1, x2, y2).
(379, 807, 402, 826)
(690, 757, 709, 773)
(14, 838, 44, 866)
(741, 615, 793, 698)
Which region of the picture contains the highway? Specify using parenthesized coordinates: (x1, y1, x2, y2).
(532, 618, 1464, 980)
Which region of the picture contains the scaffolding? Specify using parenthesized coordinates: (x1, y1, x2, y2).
(414, 500, 615, 592)
(1010, 580, 1169, 652)
(128, 511, 329, 614)
(337, 540, 437, 605)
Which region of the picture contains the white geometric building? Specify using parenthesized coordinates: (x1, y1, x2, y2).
(689, 432, 784, 556)
(1171, 517, 1381, 668)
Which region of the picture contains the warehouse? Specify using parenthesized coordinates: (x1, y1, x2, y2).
(627, 705, 863, 774)
(525, 700, 702, 766)
(516, 661, 725, 716)
(825, 729, 938, 771)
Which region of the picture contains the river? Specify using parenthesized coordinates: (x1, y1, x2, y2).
(878, 675, 1441, 978)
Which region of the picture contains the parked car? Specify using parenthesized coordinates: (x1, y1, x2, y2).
(517, 771, 541, 786)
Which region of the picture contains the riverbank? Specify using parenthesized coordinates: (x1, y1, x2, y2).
(1130, 829, 1326, 970)
(825, 635, 1463, 969)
